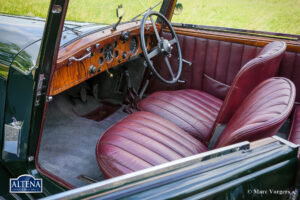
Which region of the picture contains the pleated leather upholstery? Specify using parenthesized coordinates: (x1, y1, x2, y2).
(138, 89, 223, 144)
(96, 111, 207, 178)
(140, 42, 286, 143)
(216, 41, 286, 124)
(288, 106, 300, 157)
(214, 77, 296, 148)
(97, 78, 295, 178)
(148, 33, 263, 97)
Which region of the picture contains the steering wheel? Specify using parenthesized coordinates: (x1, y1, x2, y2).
(140, 11, 182, 84)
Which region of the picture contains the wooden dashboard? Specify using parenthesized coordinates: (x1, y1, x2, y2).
(49, 21, 157, 96)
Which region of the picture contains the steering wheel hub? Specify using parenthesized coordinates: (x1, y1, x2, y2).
(159, 39, 172, 55)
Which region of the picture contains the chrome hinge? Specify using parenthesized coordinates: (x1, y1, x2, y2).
(35, 74, 45, 106)
(4, 117, 23, 156)
(46, 96, 53, 102)
(28, 156, 34, 162)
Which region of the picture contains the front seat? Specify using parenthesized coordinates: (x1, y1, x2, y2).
(138, 41, 286, 145)
(96, 77, 295, 178)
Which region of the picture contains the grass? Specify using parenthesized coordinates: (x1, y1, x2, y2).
(0, 0, 300, 35)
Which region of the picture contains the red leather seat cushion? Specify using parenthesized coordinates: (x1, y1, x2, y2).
(288, 106, 300, 157)
(138, 89, 223, 145)
(214, 78, 296, 148)
(96, 111, 207, 178)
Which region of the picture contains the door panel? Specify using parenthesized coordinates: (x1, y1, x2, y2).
(148, 28, 300, 103)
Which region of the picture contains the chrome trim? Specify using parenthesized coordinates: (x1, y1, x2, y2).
(68, 47, 92, 65)
(273, 135, 299, 148)
(25, 193, 35, 200)
(41, 141, 249, 200)
(12, 65, 38, 76)
(34, 74, 45, 106)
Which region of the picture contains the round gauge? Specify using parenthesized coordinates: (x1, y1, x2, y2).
(115, 50, 119, 58)
(130, 36, 138, 53)
(99, 57, 103, 65)
(104, 44, 113, 61)
(114, 41, 118, 48)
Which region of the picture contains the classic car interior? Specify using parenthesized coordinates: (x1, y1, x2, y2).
(36, 7, 300, 188)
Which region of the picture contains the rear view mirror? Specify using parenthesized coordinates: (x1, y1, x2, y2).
(174, 3, 183, 15)
(112, 5, 125, 31)
(116, 4, 125, 18)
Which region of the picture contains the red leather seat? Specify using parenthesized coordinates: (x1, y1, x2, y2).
(96, 111, 207, 178)
(288, 106, 300, 157)
(139, 41, 286, 145)
(138, 89, 223, 144)
(97, 77, 295, 178)
(214, 77, 295, 148)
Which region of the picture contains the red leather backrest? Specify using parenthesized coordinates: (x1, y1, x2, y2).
(148, 33, 263, 95)
(150, 33, 299, 103)
(214, 77, 295, 148)
(278, 52, 300, 103)
(216, 41, 286, 124)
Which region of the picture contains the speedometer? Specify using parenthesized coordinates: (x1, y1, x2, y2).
(104, 44, 113, 61)
(130, 36, 138, 53)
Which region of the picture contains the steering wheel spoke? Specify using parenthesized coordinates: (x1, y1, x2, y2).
(169, 38, 177, 46)
(164, 56, 175, 79)
(150, 16, 161, 42)
(148, 46, 160, 59)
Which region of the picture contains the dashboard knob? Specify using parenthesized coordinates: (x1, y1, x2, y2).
(122, 52, 127, 59)
(120, 31, 130, 41)
(89, 65, 97, 74)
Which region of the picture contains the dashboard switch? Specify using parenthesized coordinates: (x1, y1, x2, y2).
(89, 65, 97, 74)
(120, 31, 130, 41)
(122, 52, 127, 59)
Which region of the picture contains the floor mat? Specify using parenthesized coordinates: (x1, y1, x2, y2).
(38, 94, 128, 187)
(83, 103, 121, 122)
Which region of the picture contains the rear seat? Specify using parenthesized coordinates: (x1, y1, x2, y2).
(288, 105, 300, 156)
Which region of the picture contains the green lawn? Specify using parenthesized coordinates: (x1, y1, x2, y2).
(1, 0, 300, 35)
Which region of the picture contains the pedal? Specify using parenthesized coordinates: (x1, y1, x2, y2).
(80, 87, 87, 103)
(92, 83, 99, 100)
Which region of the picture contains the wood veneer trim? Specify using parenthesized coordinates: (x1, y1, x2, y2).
(56, 22, 159, 67)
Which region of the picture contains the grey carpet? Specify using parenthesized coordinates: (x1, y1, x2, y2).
(38, 94, 128, 187)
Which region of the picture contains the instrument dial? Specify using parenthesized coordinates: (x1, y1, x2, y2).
(104, 44, 113, 61)
(130, 36, 138, 53)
